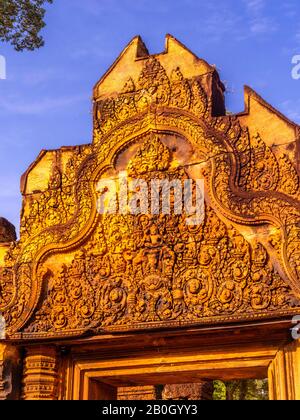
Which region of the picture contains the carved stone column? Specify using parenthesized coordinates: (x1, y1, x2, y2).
(0, 343, 21, 400)
(162, 382, 214, 400)
(268, 341, 300, 400)
(22, 346, 59, 400)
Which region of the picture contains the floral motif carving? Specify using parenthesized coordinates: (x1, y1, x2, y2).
(23, 137, 300, 336)
(1, 51, 300, 339)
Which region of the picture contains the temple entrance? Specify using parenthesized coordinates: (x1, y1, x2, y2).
(18, 320, 299, 400)
(75, 379, 268, 401)
(91, 381, 267, 401)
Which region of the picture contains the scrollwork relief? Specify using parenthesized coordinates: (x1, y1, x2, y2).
(1, 54, 300, 338)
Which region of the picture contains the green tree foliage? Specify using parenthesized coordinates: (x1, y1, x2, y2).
(213, 380, 227, 400)
(213, 379, 268, 400)
(0, 0, 53, 51)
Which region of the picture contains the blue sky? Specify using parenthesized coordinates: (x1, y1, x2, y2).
(0, 0, 299, 232)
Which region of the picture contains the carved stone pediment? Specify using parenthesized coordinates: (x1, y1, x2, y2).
(1, 35, 300, 340)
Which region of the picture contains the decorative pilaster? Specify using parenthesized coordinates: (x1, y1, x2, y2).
(0, 343, 21, 400)
(22, 346, 59, 400)
(268, 340, 300, 400)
